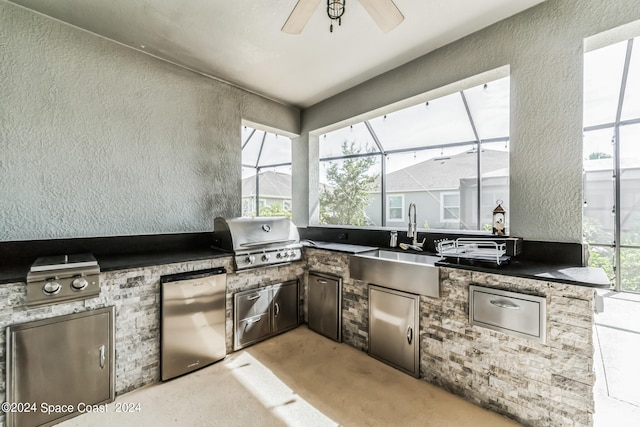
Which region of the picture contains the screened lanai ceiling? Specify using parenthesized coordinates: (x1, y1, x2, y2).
(7, 0, 545, 108)
(242, 127, 292, 170)
(242, 76, 510, 172)
(583, 35, 640, 162)
(320, 76, 510, 164)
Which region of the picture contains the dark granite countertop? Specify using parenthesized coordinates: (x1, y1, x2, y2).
(303, 240, 610, 288)
(1, 234, 611, 289)
(97, 248, 232, 272)
(302, 240, 378, 254)
(0, 248, 233, 285)
(434, 259, 610, 288)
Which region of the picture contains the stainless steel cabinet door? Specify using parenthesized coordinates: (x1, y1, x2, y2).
(6, 307, 115, 427)
(272, 281, 299, 334)
(308, 273, 341, 342)
(368, 286, 419, 377)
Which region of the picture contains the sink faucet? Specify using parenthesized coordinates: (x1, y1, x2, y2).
(403, 202, 425, 251)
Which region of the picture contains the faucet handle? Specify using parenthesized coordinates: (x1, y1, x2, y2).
(417, 237, 426, 248)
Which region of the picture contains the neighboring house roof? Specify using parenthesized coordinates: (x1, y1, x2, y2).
(377, 149, 509, 192)
(242, 171, 291, 198)
(584, 157, 640, 171)
(243, 151, 511, 198)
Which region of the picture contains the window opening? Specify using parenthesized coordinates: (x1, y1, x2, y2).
(317, 75, 510, 230)
(387, 194, 405, 222)
(441, 192, 461, 223)
(241, 126, 292, 218)
(583, 35, 640, 292)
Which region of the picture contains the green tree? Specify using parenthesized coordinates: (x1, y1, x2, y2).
(588, 152, 612, 160)
(320, 141, 379, 226)
(259, 203, 292, 219)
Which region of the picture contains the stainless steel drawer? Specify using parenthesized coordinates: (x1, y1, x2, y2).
(236, 313, 271, 349)
(235, 288, 270, 319)
(469, 285, 546, 343)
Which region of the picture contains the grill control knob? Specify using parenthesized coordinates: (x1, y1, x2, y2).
(261, 254, 271, 262)
(43, 281, 62, 295)
(276, 252, 282, 259)
(71, 278, 89, 290)
(244, 255, 255, 264)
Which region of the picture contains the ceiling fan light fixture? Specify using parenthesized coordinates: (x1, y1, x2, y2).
(281, 0, 403, 34)
(327, 0, 346, 32)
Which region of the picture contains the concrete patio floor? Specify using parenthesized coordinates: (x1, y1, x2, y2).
(593, 290, 640, 426)
(54, 290, 640, 427)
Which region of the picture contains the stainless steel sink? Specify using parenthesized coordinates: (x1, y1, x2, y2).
(350, 250, 440, 298)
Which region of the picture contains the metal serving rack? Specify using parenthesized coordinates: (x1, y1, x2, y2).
(436, 238, 510, 265)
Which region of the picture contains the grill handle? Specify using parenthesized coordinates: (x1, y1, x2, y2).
(239, 239, 297, 248)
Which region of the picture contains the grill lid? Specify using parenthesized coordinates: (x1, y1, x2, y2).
(214, 217, 300, 252)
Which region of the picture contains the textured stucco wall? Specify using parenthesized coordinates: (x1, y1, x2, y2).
(0, 2, 299, 241)
(292, 132, 320, 227)
(300, 0, 640, 243)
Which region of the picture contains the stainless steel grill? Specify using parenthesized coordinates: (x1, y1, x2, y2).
(214, 217, 302, 270)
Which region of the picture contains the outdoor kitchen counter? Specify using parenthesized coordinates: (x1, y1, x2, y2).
(301, 240, 378, 254)
(97, 248, 232, 272)
(435, 258, 610, 288)
(0, 248, 232, 285)
(303, 241, 610, 288)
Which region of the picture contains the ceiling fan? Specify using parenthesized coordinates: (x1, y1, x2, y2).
(282, 0, 404, 34)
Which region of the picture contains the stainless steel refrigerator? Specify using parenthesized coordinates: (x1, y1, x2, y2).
(161, 267, 227, 381)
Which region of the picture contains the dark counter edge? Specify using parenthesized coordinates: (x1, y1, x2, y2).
(0, 233, 233, 284)
(303, 239, 610, 289)
(434, 260, 611, 288)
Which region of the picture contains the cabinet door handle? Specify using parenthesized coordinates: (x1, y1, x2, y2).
(317, 279, 328, 284)
(490, 299, 520, 310)
(407, 326, 413, 345)
(274, 302, 280, 317)
(99, 345, 105, 369)
(246, 294, 261, 301)
(244, 315, 263, 330)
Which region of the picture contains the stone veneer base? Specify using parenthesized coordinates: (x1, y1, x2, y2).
(0, 256, 305, 427)
(304, 248, 596, 427)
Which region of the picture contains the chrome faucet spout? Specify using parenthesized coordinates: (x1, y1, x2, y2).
(408, 202, 417, 239)
(406, 202, 423, 249)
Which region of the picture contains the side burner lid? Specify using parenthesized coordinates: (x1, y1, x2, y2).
(30, 253, 98, 272)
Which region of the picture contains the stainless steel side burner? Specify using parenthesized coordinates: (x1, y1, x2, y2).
(26, 253, 101, 306)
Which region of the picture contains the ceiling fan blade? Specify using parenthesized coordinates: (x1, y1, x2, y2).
(282, 0, 322, 34)
(359, 0, 405, 33)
